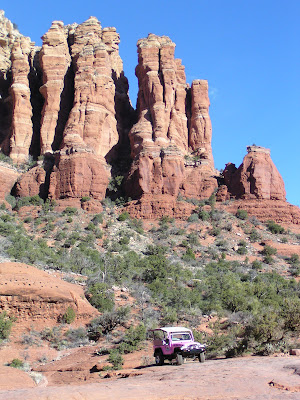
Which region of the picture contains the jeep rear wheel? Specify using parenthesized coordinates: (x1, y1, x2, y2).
(155, 351, 164, 366)
(176, 354, 184, 365)
(199, 352, 205, 363)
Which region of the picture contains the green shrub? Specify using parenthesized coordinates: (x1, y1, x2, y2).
(16, 195, 43, 209)
(187, 213, 199, 223)
(61, 307, 76, 324)
(261, 245, 277, 257)
(88, 307, 130, 340)
(65, 327, 89, 347)
(0, 312, 14, 340)
(107, 349, 124, 370)
(119, 324, 146, 354)
(287, 254, 299, 265)
(118, 211, 130, 221)
(252, 260, 262, 270)
(92, 214, 103, 225)
(9, 358, 24, 369)
(210, 226, 221, 236)
(86, 283, 114, 312)
(236, 209, 248, 220)
(119, 236, 130, 245)
(237, 246, 247, 255)
(86, 222, 96, 231)
(5, 195, 16, 209)
(81, 196, 91, 203)
(249, 229, 261, 243)
(187, 232, 199, 246)
(62, 207, 78, 216)
(198, 210, 210, 221)
(182, 247, 196, 261)
(267, 220, 285, 234)
(128, 218, 144, 234)
(0, 152, 13, 164)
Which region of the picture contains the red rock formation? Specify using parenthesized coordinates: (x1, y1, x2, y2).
(189, 80, 214, 165)
(14, 164, 46, 198)
(222, 199, 300, 226)
(9, 37, 34, 163)
(0, 163, 20, 200)
(125, 194, 196, 220)
(48, 152, 109, 201)
(0, 262, 99, 321)
(39, 21, 71, 154)
(126, 34, 217, 202)
(0, 10, 21, 152)
(224, 146, 286, 200)
(61, 17, 119, 159)
(49, 17, 131, 203)
(216, 184, 230, 202)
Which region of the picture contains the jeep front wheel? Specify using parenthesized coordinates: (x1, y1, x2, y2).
(155, 351, 164, 366)
(176, 354, 184, 365)
(199, 352, 205, 363)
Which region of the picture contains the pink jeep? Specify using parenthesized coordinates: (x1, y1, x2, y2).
(150, 327, 206, 365)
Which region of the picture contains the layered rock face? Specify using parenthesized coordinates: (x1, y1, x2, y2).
(224, 146, 286, 201)
(49, 17, 131, 201)
(0, 10, 27, 156)
(0, 12, 297, 222)
(126, 34, 217, 201)
(0, 12, 132, 202)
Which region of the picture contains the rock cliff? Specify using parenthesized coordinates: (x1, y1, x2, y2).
(0, 11, 298, 225)
(126, 34, 217, 203)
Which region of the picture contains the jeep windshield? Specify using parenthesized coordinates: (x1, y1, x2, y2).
(171, 332, 192, 341)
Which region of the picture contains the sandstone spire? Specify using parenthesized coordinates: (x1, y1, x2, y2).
(9, 37, 34, 163)
(126, 34, 216, 200)
(39, 20, 71, 154)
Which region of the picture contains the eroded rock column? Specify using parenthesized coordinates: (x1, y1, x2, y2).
(9, 37, 33, 163)
(39, 21, 71, 154)
(126, 34, 217, 201)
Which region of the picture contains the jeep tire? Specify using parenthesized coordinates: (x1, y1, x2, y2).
(199, 352, 205, 363)
(176, 354, 184, 365)
(155, 351, 164, 366)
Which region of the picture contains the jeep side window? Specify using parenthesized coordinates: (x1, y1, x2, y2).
(153, 330, 165, 340)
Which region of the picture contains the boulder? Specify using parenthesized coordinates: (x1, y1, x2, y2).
(14, 165, 46, 198)
(0, 163, 19, 200)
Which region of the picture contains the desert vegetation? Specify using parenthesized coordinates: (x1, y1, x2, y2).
(0, 195, 299, 371)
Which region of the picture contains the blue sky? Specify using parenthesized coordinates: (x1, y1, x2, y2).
(3, 0, 299, 205)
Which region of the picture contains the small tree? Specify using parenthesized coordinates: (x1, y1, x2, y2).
(236, 209, 248, 220)
(0, 312, 14, 340)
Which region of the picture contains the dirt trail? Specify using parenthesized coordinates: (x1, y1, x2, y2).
(0, 356, 299, 400)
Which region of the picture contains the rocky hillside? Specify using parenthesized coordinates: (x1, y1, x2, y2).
(0, 10, 298, 225)
(0, 196, 299, 387)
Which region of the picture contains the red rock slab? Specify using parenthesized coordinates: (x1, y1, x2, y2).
(0, 262, 99, 322)
(0, 366, 35, 391)
(1, 356, 300, 400)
